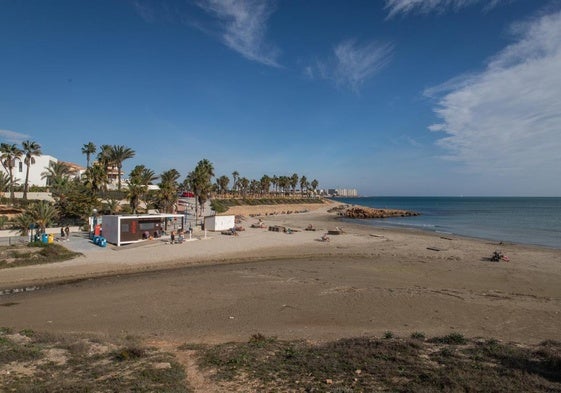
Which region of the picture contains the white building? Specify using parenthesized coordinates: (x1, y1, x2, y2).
(1, 154, 85, 188)
(1, 154, 58, 187)
(204, 215, 235, 231)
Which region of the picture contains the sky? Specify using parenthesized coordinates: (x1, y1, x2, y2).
(1, 0, 560, 196)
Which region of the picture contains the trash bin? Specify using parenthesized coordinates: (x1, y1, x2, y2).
(99, 237, 107, 247)
(48, 234, 54, 244)
(93, 235, 100, 245)
(41, 233, 48, 244)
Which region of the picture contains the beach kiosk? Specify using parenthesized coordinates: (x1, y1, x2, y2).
(204, 215, 235, 232)
(102, 213, 185, 246)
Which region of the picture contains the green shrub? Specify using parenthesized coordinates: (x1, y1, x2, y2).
(411, 332, 426, 341)
(429, 332, 467, 345)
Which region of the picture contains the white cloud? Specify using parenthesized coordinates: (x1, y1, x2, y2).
(197, 0, 280, 67)
(306, 39, 393, 92)
(0, 129, 30, 144)
(427, 10, 561, 182)
(384, 0, 504, 18)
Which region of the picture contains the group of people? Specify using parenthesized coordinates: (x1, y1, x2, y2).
(60, 226, 70, 240)
(169, 229, 187, 244)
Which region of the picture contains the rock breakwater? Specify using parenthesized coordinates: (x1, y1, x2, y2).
(330, 205, 420, 219)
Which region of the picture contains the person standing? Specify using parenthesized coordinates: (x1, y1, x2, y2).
(64, 226, 70, 239)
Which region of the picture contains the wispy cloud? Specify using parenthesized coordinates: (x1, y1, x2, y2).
(196, 0, 280, 67)
(306, 39, 393, 92)
(385, 0, 504, 18)
(130, 0, 179, 24)
(426, 10, 561, 181)
(131, 0, 157, 23)
(0, 129, 30, 144)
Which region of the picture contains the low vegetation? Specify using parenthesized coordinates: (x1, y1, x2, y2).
(3, 328, 559, 392)
(0, 242, 81, 269)
(211, 197, 324, 214)
(192, 333, 561, 392)
(0, 328, 191, 392)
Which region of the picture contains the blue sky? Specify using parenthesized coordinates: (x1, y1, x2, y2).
(1, 0, 560, 196)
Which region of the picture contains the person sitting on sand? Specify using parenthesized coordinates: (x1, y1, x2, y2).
(321, 233, 330, 242)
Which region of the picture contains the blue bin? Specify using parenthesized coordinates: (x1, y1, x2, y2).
(93, 235, 100, 245)
(99, 237, 107, 247)
(41, 233, 49, 244)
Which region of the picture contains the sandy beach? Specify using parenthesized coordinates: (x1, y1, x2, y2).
(1, 202, 560, 345)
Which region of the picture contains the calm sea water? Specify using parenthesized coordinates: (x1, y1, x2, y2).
(334, 197, 561, 249)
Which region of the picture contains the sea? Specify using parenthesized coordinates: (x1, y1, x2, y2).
(333, 197, 561, 249)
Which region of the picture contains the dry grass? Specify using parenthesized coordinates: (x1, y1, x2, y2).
(3, 327, 560, 392)
(192, 333, 561, 392)
(0, 243, 81, 269)
(0, 328, 191, 392)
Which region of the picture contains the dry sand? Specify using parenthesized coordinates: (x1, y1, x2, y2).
(1, 202, 560, 345)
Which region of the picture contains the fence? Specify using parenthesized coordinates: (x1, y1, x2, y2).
(0, 236, 29, 246)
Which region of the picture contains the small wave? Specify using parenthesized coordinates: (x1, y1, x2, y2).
(364, 220, 436, 229)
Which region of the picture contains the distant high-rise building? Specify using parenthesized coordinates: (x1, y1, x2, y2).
(326, 188, 358, 197)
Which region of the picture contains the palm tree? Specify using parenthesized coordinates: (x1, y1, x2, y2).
(278, 175, 290, 195)
(127, 165, 157, 213)
(188, 159, 215, 223)
(311, 179, 319, 194)
(21, 140, 42, 200)
(27, 200, 58, 232)
(260, 175, 271, 196)
(299, 175, 308, 196)
(239, 177, 249, 197)
(217, 175, 230, 195)
(103, 197, 120, 214)
(290, 173, 299, 196)
(158, 169, 180, 213)
(0, 143, 23, 204)
(81, 142, 96, 169)
(232, 171, 239, 196)
(271, 175, 279, 195)
(96, 144, 113, 186)
(108, 145, 135, 191)
(41, 161, 70, 186)
(84, 162, 108, 194)
(12, 211, 35, 236)
(0, 172, 10, 199)
(96, 144, 112, 168)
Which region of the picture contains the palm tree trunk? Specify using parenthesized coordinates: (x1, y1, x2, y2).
(8, 168, 14, 204)
(117, 164, 122, 191)
(23, 163, 30, 200)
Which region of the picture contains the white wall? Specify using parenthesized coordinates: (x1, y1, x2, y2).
(204, 215, 235, 231)
(1, 155, 58, 187)
(12, 192, 54, 201)
(102, 215, 120, 246)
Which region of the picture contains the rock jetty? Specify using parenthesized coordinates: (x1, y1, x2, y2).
(333, 205, 420, 219)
